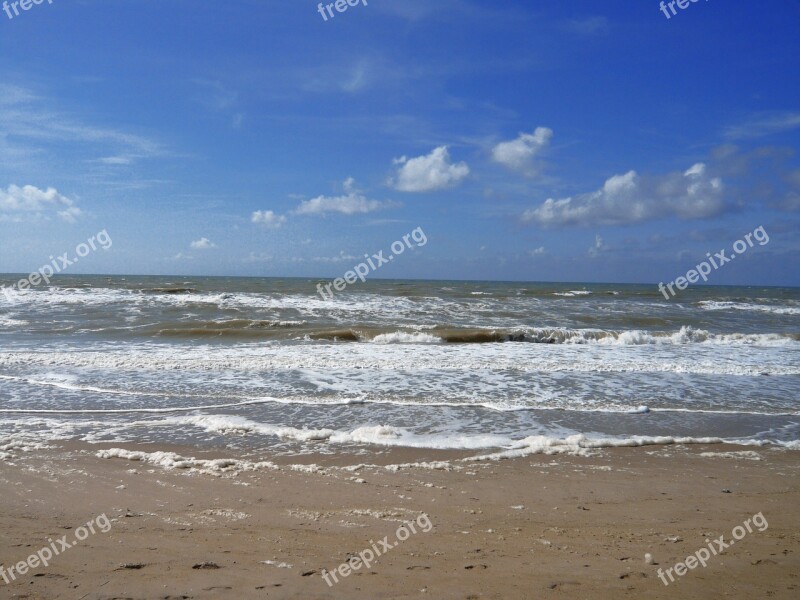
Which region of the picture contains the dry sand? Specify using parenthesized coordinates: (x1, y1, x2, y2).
(1, 441, 798, 599)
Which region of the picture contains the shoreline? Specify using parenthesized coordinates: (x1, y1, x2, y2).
(1, 441, 798, 599)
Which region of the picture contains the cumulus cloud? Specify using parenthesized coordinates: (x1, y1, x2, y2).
(190, 238, 216, 249)
(389, 146, 469, 192)
(492, 127, 552, 176)
(251, 210, 287, 228)
(522, 163, 724, 228)
(0, 184, 82, 222)
(295, 178, 397, 216)
(529, 246, 546, 256)
(296, 194, 391, 216)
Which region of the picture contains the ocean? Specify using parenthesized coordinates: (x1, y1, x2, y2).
(1, 275, 798, 459)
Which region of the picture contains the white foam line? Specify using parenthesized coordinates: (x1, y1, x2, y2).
(0, 394, 800, 417)
(0, 374, 172, 397)
(343, 400, 800, 417)
(0, 398, 285, 414)
(3, 350, 797, 378)
(92, 436, 797, 472)
(1, 394, 796, 417)
(633, 407, 800, 416)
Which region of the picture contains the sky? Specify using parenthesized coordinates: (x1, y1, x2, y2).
(1, 0, 799, 285)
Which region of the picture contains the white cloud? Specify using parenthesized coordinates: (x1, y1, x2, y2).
(295, 179, 397, 216)
(263, 180, 398, 220)
(0, 184, 82, 222)
(58, 206, 82, 223)
(492, 127, 552, 176)
(244, 252, 272, 263)
(0, 84, 163, 168)
(0, 84, 38, 106)
(292, 251, 358, 263)
(563, 16, 609, 35)
(251, 210, 287, 228)
(529, 246, 546, 256)
(97, 156, 133, 165)
(522, 163, 724, 227)
(724, 111, 800, 139)
(301, 60, 374, 94)
(296, 194, 393, 216)
(192, 79, 238, 110)
(784, 168, 800, 188)
(587, 235, 605, 258)
(390, 146, 469, 192)
(190, 237, 216, 249)
(341, 61, 369, 92)
(191, 79, 245, 129)
(313, 251, 358, 263)
(705, 144, 800, 212)
(373, 1, 447, 21)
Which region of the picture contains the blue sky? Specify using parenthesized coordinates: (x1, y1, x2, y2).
(1, 0, 799, 285)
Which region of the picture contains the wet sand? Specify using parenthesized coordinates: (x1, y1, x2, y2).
(0, 442, 798, 599)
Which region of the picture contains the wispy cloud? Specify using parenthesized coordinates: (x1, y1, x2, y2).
(587, 234, 605, 258)
(724, 111, 800, 140)
(244, 252, 273, 263)
(291, 251, 358, 263)
(0, 83, 164, 168)
(301, 60, 375, 94)
(94, 156, 134, 165)
(562, 16, 610, 35)
(191, 79, 245, 128)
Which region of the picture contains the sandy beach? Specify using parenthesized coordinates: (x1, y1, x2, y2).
(1, 442, 798, 599)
